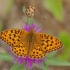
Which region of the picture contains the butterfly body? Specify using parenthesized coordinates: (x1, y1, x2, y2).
(0, 28, 63, 59)
(25, 29, 36, 54)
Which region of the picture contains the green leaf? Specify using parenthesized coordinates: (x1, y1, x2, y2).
(25, 17, 34, 25)
(0, 53, 12, 61)
(43, 0, 63, 21)
(29, 19, 34, 24)
(16, 64, 24, 70)
(10, 64, 18, 70)
(34, 63, 49, 70)
(47, 51, 57, 57)
(22, 6, 26, 14)
(10, 63, 24, 70)
(57, 51, 70, 60)
(57, 31, 70, 60)
(59, 31, 70, 48)
(46, 57, 70, 66)
(41, 62, 49, 70)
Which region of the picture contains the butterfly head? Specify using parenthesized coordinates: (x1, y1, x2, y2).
(28, 28, 35, 38)
(29, 28, 34, 33)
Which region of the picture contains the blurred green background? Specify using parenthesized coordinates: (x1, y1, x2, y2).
(0, 0, 70, 70)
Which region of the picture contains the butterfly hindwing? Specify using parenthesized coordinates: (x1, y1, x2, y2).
(12, 42, 27, 57)
(29, 43, 45, 59)
(0, 29, 28, 47)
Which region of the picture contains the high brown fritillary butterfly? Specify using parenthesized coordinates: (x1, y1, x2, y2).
(25, 6, 35, 17)
(0, 29, 63, 59)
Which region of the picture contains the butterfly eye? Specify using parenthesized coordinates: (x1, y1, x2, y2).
(25, 6, 35, 17)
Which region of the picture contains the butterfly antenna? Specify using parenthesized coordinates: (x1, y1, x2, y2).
(20, 17, 25, 23)
(20, 16, 29, 25)
(20, 17, 26, 28)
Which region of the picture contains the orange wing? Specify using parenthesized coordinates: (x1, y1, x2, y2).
(12, 42, 27, 57)
(0, 29, 28, 47)
(29, 43, 46, 59)
(36, 33, 63, 53)
(0, 29, 28, 57)
(29, 33, 63, 59)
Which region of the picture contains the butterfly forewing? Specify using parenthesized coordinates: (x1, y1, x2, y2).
(36, 33, 63, 53)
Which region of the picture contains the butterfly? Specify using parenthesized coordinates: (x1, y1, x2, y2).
(0, 28, 63, 59)
(25, 6, 35, 17)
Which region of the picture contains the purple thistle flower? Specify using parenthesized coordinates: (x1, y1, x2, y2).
(9, 23, 46, 70)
